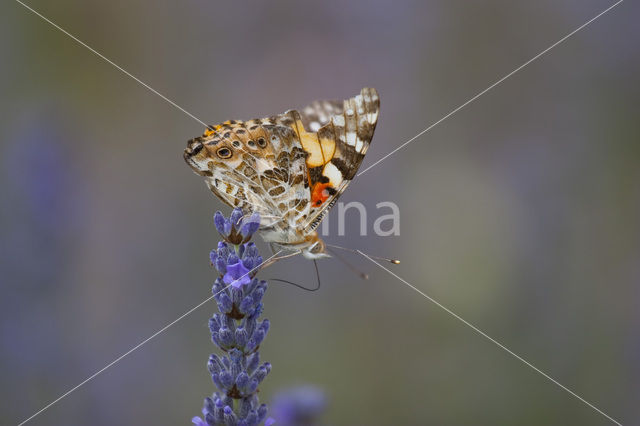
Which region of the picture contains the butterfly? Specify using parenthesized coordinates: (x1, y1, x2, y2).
(184, 87, 379, 260)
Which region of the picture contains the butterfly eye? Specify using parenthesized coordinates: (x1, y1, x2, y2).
(216, 147, 232, 159)
(232, 140, 241, 147)
(247, 140, 256, 148)
(257, 137, 267, 148)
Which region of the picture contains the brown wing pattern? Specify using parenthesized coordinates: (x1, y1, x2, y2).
(184, 87, 380, 245)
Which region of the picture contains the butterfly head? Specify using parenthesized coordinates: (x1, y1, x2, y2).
(301, 234, 331, 260)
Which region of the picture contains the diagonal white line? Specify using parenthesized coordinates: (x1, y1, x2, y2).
(357, 0, 624, 177)
(14, 0, 210, 128)
(17, 250, 282, 426)
(358, 251, 623, 426)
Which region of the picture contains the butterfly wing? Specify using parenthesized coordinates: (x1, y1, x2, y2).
(278, 87, 380, 232)
(185, 119, 315, 240)
(184, 87, 380, 244)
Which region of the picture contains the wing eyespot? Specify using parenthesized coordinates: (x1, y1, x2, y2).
(257, 137, 267, 147)
(217, 147, 232, 159)
(232, 140, 241, 147)
(247, 140, 256, 148)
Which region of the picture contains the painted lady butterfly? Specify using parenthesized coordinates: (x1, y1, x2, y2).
(184, 87, 380, 259)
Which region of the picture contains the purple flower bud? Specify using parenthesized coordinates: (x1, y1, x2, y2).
(219, 371, 234, 389)
(229, 348, 243, 363)
(212, 279, 225, 294)
(240, 212, 260, 240)
(221, 355, 231, 370)
(230, 349, 243, 377)
(252, 363, 271, 384)
(252, 328, 266, 346)
(217, 241, 230, 255)
(218, 327, 234, 347)
(208, 318, 218, 334)
(257, 404, 268, 422)
(191, 415, 206, 426)
(204, 396, 215, 412)
(245, 411, 258, 424)
(260, 319, 270, 335)
(206, 413, 216, 425)
(239, 398, 252, 418)
(244, 243, 258, 257)
(208, 355, 222, 374)
(231, 286, 243, 306)
(239, 296, 254, 315)
(215, 395, 225, 408)
(230, 208, 244, 228)
(244, 317, 257, 336)
(214, 211, 228, 236)
(213, 400, 225, 424)
(211, 333, 221, 347)
(217, 293, 233, 314)
(235, 326, 249, 347)
(242, 256, 254, 270)
(247, 378, 259, 394)
(223, 220, 232, 236)
(223, 405, 237, 423)
(245, 339, 256, 353)
(215, 257, 227, 275)
(252, 288, 265, 306)
(211, 373, 222, 389)
(236, 371, 249, 390)
(246, 352, 260, 374)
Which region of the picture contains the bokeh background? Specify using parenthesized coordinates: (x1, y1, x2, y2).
(2, 0, 639, 424)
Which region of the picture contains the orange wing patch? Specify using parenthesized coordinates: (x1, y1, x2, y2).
(293, 117, 336, 168)
(289, 115, 343, 207)
(311, 181, 338, 207)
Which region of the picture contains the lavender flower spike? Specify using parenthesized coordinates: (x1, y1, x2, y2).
(194, 208, 274, 426)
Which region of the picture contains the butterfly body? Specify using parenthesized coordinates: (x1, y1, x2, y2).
(184, 88, 380, 259)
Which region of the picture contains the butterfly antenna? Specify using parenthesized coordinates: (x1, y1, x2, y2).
(268, 259, 321, 292)
(327, 243, 400, 265)
(327, 247, 369, 280)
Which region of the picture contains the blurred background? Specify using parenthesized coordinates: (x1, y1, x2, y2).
(1, 0, 639, 424)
